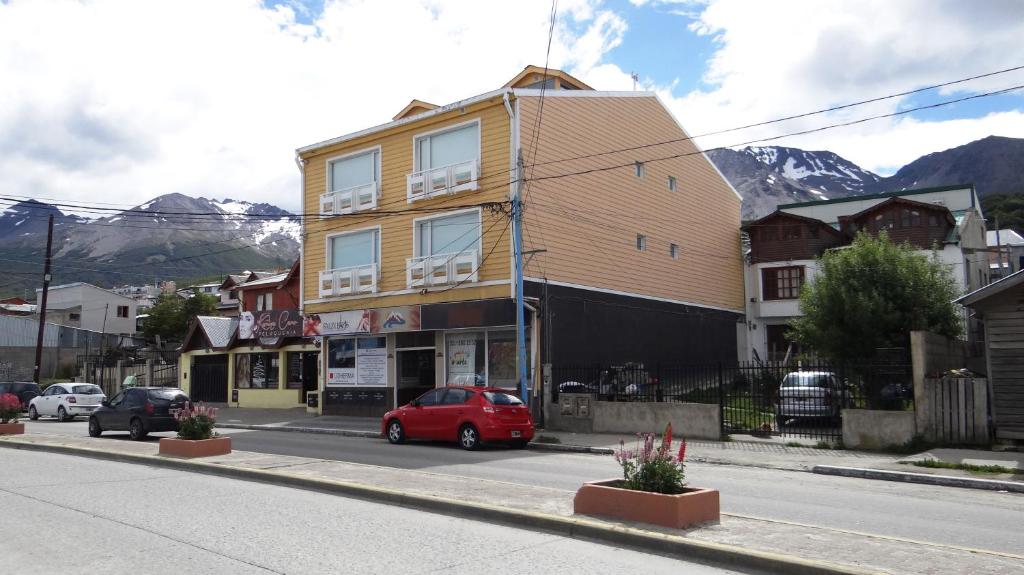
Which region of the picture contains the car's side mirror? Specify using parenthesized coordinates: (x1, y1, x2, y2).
(410, 399, 420, 407)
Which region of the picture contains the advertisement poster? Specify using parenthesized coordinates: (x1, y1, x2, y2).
(356, 340, 387, 386)
(238, 312, 254, 339)
(252, 310, 303, 338)
(305, 310, 371, 336)
(326, 338, 356, 386)
(371, 306, 421, 333)
(447, 335, 477, 381)
(327, 367, 356, 385)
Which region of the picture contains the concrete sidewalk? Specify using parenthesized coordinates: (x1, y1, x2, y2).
(210, 408, 1024, 490)
(2, 432, 1022, 575)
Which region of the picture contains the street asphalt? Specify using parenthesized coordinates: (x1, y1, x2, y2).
(21, 418, 1024, 555)
(0, 449, 752, 575)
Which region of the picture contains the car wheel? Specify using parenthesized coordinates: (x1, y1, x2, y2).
(386, 420, 405, 444)
(57, 406, 70, 422)
(28, 405, 39, 421)
(458, 424, 480, 451)
(88, 417, 103, 438)
(129, 418, 147, 441)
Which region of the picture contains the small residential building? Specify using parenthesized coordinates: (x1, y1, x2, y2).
(957, 270, 1024, 441)
(987, 229, 1024, 281)
(36, 282, 138, 336)
(741, 185, 988, 361)
(237, 260, 300, 313)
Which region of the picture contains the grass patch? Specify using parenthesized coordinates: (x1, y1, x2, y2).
(785, 441, 804, 448)
(534, 435, 561, 444)
(881, 435, 933, 455)
(911, 459, 1023, 475)
(814, 440, 834, 450)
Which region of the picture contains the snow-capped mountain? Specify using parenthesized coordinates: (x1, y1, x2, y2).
(0, 193, 300, 294)
(707, 136, 1024, 220)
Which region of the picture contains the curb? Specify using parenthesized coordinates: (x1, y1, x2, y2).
(216, 422, 616, 454)
(812, 465, 1024, 493)
(0, 439, 877, 575)
(217, 423, 381, 439)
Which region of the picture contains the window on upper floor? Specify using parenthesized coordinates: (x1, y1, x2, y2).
(416, 211, 480, 257)
(415, 122, 479, 173)
(669, 243, 679, 259)
(69, 313, 80, 321)
(328, 228, 379, 271)
(668, 176, 677, 192)
(323, 149, 380, 215)
(762, 266, 804, 300)
(636, 234, 647, 252)
(329, 149, 379, 194)
(255, 293, 273, 311)
(634, 161, 645, 178)
(900, 209, 922, 228)
(116, 305, 129, 318)
(782, 225, 801, 240)
(928, 214, 939, 227)
(808, 226, 820, 239)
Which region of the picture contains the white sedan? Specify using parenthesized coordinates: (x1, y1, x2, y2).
(28, 383, 106, 422)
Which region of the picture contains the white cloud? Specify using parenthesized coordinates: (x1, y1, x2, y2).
(0, 0, 625, 213)
(643, 0, 1024, 174)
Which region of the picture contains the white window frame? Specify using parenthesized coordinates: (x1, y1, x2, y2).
(324, 225, 382, 271)
(412, 119, 482, 174)
(668, 175, 677, 192)
(325, 146, 381, 196)
(670, 243, 679, 259)
(636, 234, 647, 252)
(411, 207, 483, 258)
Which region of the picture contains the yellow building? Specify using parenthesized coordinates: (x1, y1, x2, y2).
(293, 66, 744, 417)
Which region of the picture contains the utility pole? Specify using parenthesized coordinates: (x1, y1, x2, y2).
(32, 214, 54, 384)
(514, 162, 529, 406)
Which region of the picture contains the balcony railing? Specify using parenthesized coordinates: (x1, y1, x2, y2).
(406, 159, 479, 203)
(319, 264, 378, 298)
(320, 182, 378, 216)
(406, 250, 478, 288)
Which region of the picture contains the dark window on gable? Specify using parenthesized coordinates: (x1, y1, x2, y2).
(781, 225, 801, 240)
(807, 226, 820, 239)
(762, 266, 805, 300)
(763, 225, 778, 241)
(928, 214, 939, 227)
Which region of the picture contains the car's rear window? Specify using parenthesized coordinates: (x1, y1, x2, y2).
(72, 385, 103, 395)
(483, 391, 523, 406)
(148, 389, 185, 400)
(783, 373, 831, 387)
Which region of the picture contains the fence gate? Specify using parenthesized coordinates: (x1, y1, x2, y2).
(191, 356, 228, 403)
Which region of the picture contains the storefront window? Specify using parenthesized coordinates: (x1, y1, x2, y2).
(445, 331, 485, 385)
(445, 329, 529, 388)
(327, 336, 387, 387)
(235, 352, 279, 389)
(286, 352, 303, 390)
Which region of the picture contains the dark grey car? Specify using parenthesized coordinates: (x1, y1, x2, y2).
(88, 387, 190, 441)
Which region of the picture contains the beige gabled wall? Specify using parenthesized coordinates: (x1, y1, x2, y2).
(517, 93, 744, 312)
(299, 96, 513, 314)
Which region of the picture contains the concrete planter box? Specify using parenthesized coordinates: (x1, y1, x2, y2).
(0, 422, 25, 435)
(159, 436, 231, 458)
(574, 479, 719, 529)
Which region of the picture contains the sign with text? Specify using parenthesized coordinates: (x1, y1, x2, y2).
(304, 310, 371, 336)
(250, 310, 303, 339)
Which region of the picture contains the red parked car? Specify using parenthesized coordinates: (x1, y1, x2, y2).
(382, 386, 534, 450)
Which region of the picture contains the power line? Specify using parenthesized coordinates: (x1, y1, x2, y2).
(525, 82, 1024, 185)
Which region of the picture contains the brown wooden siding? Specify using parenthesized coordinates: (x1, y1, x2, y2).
(517, 94, 743, 311)
(979, 288, 1024, 434)
(844, 203, 951, 250)
(748, 214, 844, 264)
(299, 97, 512, 312)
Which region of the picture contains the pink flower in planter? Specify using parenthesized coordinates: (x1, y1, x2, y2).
(678, 439, 687, 463)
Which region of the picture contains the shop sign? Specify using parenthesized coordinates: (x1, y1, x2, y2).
(250, 310, 303, 339)
(328, 367, 356, 385)
(238, 312, 255, 339)
(305, 310, 371, 336)
(371, 306, 421, 333)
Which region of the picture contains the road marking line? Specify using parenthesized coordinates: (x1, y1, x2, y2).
(722, 512, 1024, 560)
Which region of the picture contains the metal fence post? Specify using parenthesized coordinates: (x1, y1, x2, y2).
(717, 361, 725, 438)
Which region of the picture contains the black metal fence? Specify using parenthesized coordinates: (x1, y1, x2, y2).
(551, 359, 914, 441)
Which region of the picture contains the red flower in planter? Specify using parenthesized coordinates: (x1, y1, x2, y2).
(0, 393, 21, 424)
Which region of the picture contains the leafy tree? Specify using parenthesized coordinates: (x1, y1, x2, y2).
(980, 193, 1024, 235)
(789, 232, 962, 362)
(141, 292, 217, 343)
